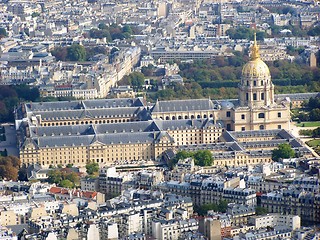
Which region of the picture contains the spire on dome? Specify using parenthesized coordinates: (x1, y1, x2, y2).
(251, 32, 260, 60)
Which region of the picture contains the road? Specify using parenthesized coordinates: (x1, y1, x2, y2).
(0, 123, 19, 157)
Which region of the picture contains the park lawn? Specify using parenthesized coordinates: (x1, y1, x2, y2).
(306, 139, 320, 148)
(296, 121, 320, 127)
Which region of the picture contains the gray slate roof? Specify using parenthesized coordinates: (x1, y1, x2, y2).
(25, 97, 145, 113)
(151, 99, 215, 113)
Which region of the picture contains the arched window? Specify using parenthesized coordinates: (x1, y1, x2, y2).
(259, 125, 264, 130)
(185, 116, 188, 119)
(166, 116, 170, 120)
(172, 116, 176, 120)
(191, 115, 195, 119)
(178, 116, 182, 120)
(197, 115, 201, 119)
(204, 114, 207, 118)
(258, 113, 265, 118)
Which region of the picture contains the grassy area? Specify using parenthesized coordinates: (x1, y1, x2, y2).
(306, 139, 320, 148)
(296, 122, 320, 127)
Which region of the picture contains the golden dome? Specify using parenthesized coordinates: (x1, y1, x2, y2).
(241, 33, 271, 79)
(242, 58, 271, 79)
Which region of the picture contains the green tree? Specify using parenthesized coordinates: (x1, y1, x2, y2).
(309, 108, 320, 121)
(312, 127, 320, 138)
(48, 169, 62, 184)
(98, 23, 107, 30)
(31, 12, 40, 18)
(86, 162, 99, 175)
(67, 44, 86, 61)
(18, 165, 28, 181)
(194, 150, 213, 166)
(308, 26, 320, 36)
(272, 143, 295, 161)
(0, 28, 7, 38)
(60, 179, 74, 188)
(256, 206, 268, 215)
(194, 200, 228, 216)
(51, 46, 68, 61)
(129, 72, 145, 91)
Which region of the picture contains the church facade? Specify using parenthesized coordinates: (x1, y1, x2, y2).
(151, 35, 291, 132)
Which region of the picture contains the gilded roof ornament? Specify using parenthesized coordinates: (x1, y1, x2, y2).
(251, 32, 260, 60)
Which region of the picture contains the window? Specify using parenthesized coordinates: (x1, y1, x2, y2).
(227, 124, 231, 131)
(226, 111, 231, 117)
(253, 93, 257, 100)
(241, 127, 245, 131)
(278, 112, 281, 118)
(247, 81, 249, 86)
(246, 93, 249, 101)
(261, 80, 263, 86)
(278, 125, 282, 129)
(241, 114, 245, 120)
(254, 81, 256, 86)
(259, 125, 264, 130)
(258, 113, 265, 118)
(261, 93, 264, 100)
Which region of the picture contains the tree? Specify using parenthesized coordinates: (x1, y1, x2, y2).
(256, 206, 268, 215)
(194, 150, 213, 166)
(98, 23, 107, 30)
(312, 127, 320, 138)
(129, 72, 145, 91)
(308, 26, 320, 36)
(86, 162, 99, 175)
(272, 143, 295, 161)
(60, 179, 73, 188)
(48, 169, 62, 184)
(18, 165, 28, 181)
(51, 46, 68, 61)
(47, 169, 79, 188)
(141, 65, 154, 76)
(67, 44, 86, 61)
(0, 28, 7, 38)
(194, 200, 228, 216)
(309, 108, 320, 121)
(0, 156, 20, 181)
(85, 46, 108, 61)
(31, 12, 40, 18)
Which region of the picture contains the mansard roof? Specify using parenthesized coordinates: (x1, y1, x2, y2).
(24, 97, 145, 113)
(151, 99, 215, 113)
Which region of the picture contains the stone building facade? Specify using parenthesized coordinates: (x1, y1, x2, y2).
(16, 37, 304, 168)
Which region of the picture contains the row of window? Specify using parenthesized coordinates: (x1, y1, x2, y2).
(42, 118, 133, 126)
(241, 125, 282, 131)
(163, 114, 214, 120)
(246, 80, 267, 87)
(246, 92, 265, 101)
